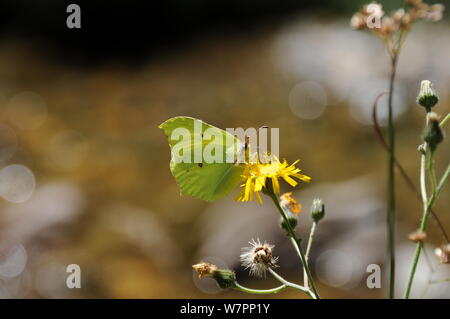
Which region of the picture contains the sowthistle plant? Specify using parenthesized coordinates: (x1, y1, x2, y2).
(191, 159, 325, 299)
(159, 117, 325, 299)
(351, 0, 445, 298)
(192, 194, 325, 299)
(403, 81, 450, 298)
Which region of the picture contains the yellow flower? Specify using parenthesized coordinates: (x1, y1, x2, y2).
(280, 192, 302, 215)
(236, 156, 310, 205)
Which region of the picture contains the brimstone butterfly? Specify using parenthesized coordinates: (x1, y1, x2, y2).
(159, 116, 245, 201)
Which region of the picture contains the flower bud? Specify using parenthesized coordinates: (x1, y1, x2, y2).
(423, 112, 444, 151)
(417, 80, 439, 111)
(192, 262, 218, 278)
(311, 198, 325, 223)
(279, 211, 298, 234)
(192, 262, 237, 289)
(279, 192, 300, 233)
(211, 269, 237, 289)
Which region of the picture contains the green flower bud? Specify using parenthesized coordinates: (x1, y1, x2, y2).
(311, 198, 325, 223)
(280, 211, 298, 234)
(192, 262, 237, 289)
(417, 80, 439, 111)
(423, 112, 444, 152)
(212, 269, 237, 289)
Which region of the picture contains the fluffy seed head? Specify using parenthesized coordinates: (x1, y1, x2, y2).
(240, 239, 278, 278)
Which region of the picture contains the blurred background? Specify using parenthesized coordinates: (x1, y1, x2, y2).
(0, 0, 449, 298)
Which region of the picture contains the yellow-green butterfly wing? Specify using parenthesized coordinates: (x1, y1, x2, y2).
(159, 116, 244, 201)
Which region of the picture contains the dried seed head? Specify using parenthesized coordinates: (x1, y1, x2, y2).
(393, 8, 406, 22)
(407, 230, 427, 242)
(381, 16, 398, 34)
(240, 239, 278, 278)
(192, 262, 237, 289)
(434, 244, 450, 264)
(192, 262, 218, 278)
(401, 13, 413, 26)
(350, 13, 367, 30)
(424, 4, 445, 22)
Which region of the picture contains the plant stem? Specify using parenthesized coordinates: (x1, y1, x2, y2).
(420, 148, 428, 210)
(290, 237, 303, 274)
(372, 95, 450, 243)
(387, 55, 398, 299)
(304, 222, 318, 287)
(268, 193, 320, 299)
(428, 150, 437, 194)
(234, 282, 287, 294)
(268, 268, 316, 299)
(430, 278, 450, 284)
(440, 113, 450, 128)
(404, 163, 450, 298)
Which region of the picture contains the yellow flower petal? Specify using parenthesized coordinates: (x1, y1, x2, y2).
(282, 175, 298, 187)
(235, 155, 310, 205)
(272, 176, 280, 194)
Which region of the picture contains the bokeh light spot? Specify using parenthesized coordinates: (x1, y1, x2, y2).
(316, 249, 358, 288)
(0, 124, 18, 164)
(289, 81, 327, 120)
(0, 242, 27, 278)
(48, 130, 89, 170)
(6, 91, 47, 130)
(0, 164, 36, 203)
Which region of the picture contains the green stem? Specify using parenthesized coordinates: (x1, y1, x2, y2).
(234, 282, 287, 294)
(290, 237, 303, 275)
(304, 222, 318, 287)
(268, 193, 320, 299)
(420, 148, 428, 210)
(404, 163, 450, 298)
(387, 55, 398, 299)
(430, 278, 450, 284)
(428, 150, 437, 194)
(268, 268, 316, 299)
(439, 113, 450, 128)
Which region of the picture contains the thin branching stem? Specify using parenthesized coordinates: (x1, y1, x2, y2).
(268, 193, 320, 299)
(372, 93, 449, 242)
(304, 222, 317, 287)
(234, 282, 287, 295)
(268, 268, 316, 299)
(387, 55, 398, 299)
(404, 163, 450, 298)
(440, 113, 450, 128)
